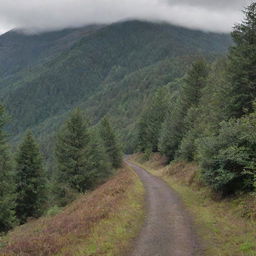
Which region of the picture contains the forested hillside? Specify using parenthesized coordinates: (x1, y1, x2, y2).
(0, 105, 122, 232)
(0, 15, 234, 237)
(1, 2, 256, 254)
(0, 21, 231, 155)
(0, 25, 102, 79)
(137, 3, 256, 196)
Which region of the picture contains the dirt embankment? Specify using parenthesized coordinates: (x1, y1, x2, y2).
(1, 167, 144, 256)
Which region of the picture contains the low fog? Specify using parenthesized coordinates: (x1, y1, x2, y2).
(0, 0, 252, 34)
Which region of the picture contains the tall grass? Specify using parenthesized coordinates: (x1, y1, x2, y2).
(0, 167, 144, 256)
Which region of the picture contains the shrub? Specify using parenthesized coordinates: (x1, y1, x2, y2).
(197, 110, 256, 195)
(46, 206, 62, 217)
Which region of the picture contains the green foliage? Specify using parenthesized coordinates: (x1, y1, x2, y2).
(0, 26, 101, 79)
(137, 87, 170, 153)
(0, 19, 241, 221)
(159, 60, 209, 160)
(177, 60, 209, 160)
(0, 105, 16, 232)
(195, 58, 232, 136)
(158, 3, 256, 194)
(55, 109, 112, 203)
(55, 109, 91, 193)
(87, 129, 112, 181)
(45, 205, 62, 217)
(99, 117, 122, 169)
(193, 3, 256, 194)
(158, 82, 182, 159)
(180, 59, 209, 110)
(0, 21, 231, 158)
(51, 182, 80, 207)
(197, 110, 256, 194)
(15, 131, 46, 224)
(227, 3, 256, 116)
(178, 128, 197, 162)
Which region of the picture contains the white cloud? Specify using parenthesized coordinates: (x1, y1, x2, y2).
(0, 0, 252, 34)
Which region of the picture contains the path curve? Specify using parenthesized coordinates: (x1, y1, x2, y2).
(127, 161, 202, 256)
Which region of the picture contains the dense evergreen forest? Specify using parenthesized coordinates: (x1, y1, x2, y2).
(0, 21, 231, 153)
(0, 1, 255, 235)
(137, 3, 256, 196)
(0, 106, 122, 232)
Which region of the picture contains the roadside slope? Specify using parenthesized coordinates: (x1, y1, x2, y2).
(0, 166, 144, 256)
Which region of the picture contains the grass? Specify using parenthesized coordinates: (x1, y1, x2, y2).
(130, 153, 256, 256)
(0, 165, 145, 256)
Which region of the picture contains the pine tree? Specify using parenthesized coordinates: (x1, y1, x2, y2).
(177, 59, 208, 161)
(227, 2, 256, 116)
(99, 117, 122, 169)
(180, 59, 209, 110)
(87, 130, 111, 184)
(15, 132, 45, 224)
(159, 96, 184, 159)
(55, 109, 92, 193)
(159, 60, 208, 160)
(0, 105, 16, 232)
(196, 58, 231, 136)
(137, 87, 169, 153)
(137, 117, 148, 152)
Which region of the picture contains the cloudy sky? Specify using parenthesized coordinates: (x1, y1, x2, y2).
(0, 0, 252, 34)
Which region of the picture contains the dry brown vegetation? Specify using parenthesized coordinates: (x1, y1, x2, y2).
(0, 167, 144, 256)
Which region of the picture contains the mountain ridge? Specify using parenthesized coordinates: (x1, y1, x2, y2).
(0, 20, 232, 153)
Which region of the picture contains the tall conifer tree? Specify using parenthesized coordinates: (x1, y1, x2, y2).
(137, 87, 169, 153)
(159, 60, 208, 160)
(228, 2, 256, 116)
(15, 132, 45, 224)
(0, 105, 16, 232)
(99, 117, 122, 169)
(55, 109, 91, 193)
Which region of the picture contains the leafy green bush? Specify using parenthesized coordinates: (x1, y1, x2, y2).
(45, 205, 62, 217)
(197, 110, 256, 194)
(178, 129, 197, 161)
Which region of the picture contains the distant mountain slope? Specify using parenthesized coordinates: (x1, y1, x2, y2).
(0, 20, 232, 151)
(0, 25, 102, 79)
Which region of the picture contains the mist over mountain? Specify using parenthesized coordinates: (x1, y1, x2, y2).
(0, 0, 250, 34)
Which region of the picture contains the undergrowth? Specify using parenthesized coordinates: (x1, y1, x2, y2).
(0, 166, 144, 256)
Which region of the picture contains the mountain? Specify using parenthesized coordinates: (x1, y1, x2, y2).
(0, 25, 103, 79)
(0, 20, 232, 153)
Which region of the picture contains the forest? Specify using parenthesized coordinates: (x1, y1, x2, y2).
(137, 3, 256, 195)
(0, 107, 122, 232)
(0, 0, 255, 239)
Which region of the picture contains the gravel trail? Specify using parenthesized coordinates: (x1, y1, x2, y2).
(127, 161, 202, 256)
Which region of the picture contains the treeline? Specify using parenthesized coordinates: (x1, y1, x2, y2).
(137, 3, 256, 196)
(0, 108, 122, 232)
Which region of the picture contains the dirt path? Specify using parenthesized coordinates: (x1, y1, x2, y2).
(127, 161, 202, 256)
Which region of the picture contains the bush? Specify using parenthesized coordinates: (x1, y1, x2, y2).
(45, 206, 62, 217)
(53, 183, 80, 207)
(177, 129, 197, 161)
(197, 111, 256, 195)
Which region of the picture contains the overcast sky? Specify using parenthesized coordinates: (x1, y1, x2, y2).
(0, 0, 252, 35)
